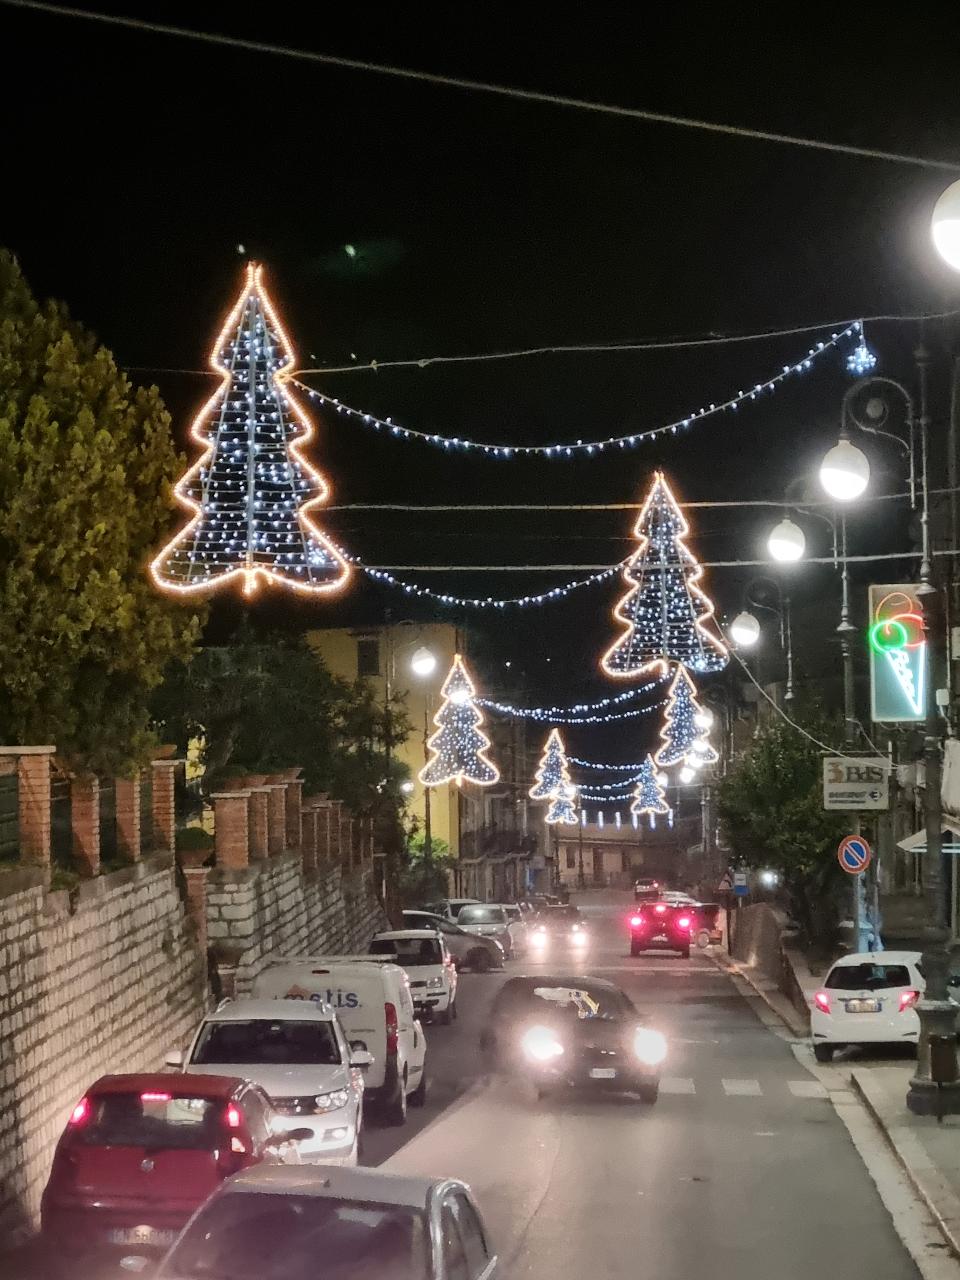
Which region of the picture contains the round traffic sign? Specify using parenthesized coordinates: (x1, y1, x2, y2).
(837, 834, 872, 875)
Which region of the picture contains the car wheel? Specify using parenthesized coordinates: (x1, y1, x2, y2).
(451, 999, 458, 1022)
(637, 1082, 659, 1105)
(680, 948, 690, 960)
(437, 1005, 452, 1025)
(384, 1071, 408, 1125)
(813, 1043, 835, 1063)
(630, 941, 642, 957)
(472, 949, 491, 973)
(410, 1065, 428, 1107)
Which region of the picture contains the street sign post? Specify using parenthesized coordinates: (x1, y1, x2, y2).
(733, 870, 749, 897)
(837, 834, 872, 875)
(822, 757, 890, 811)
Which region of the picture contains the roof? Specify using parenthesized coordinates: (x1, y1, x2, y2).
(501, 973, 621, 993)
(830, 950, 922, 966)
(373, 929, 440, 941)
(222, 1162, 460, 1208)
(203, 999, 336, 1022)
(89, 1073, 246, 1098)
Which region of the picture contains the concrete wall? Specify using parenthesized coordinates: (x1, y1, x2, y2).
(0, 857, 207, 1241)
(205, 856, 389, 996)
(730, 902, 784, 980)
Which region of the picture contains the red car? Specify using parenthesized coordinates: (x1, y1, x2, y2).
(629, 901, 694, 958)
(41, 1072, 306, 1273)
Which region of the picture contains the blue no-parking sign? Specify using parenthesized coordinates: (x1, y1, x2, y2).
(837, 834, 872, 875)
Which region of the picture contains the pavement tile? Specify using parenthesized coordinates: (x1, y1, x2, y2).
(721, 1077, 762, 1095)
(787, 1079, 828, 1099)
(659, 1076, 696, 1094)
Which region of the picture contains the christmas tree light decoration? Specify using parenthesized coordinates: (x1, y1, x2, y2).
(529, 728, 572, 800)
(420, 655, 500, 788)
(655, 666, 720, 768)
(601, 473, 727, 679)
(630, 756, 670, 824)
(151, 262, 350, 598)
(546, 784, 579, 825)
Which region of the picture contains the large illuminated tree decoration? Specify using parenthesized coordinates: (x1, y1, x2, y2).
(601, 472, 727, 679)
(151, 262, 350, 598)
(529, 728, 571, 801)
(655, 665, 719, 769)
(630, 756, 670, 821)
(420, 655, 499, 788)
(546, 785, 579, 825)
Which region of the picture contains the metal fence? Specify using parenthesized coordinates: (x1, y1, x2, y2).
(0, 768, 18, 862)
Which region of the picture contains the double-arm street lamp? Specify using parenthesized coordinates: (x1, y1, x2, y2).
(729, 577, 794, 703)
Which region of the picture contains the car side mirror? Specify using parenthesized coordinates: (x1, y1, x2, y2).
(119, 1257, 150, 1274)
(349, 1049, 375, 1070)
(164, 1048, 184, 1068)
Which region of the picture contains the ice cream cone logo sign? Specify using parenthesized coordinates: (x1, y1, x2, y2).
(420, 656, 500, 789)
(151, 262, 350, 599)
(868, 586, 926, 722)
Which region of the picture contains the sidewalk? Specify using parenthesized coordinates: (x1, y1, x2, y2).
(852, 1065, 960, 1258)
(709, 937, 819, 1039)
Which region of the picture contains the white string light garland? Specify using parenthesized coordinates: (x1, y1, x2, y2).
(479, 696, 666, 725)
(477, 680, 662, 721)
(292, 324, 860, 460)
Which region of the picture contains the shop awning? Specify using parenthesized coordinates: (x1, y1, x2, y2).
(897, 821, 960, 854)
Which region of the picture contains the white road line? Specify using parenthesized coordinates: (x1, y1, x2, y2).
(722, 1078, 762, 1096)
(659, 1076, 696, 1094)
(788, 1079, 828, 1099)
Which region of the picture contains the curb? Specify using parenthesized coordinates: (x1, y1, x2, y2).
(850, 1069, 960, 1260)
(708, 949, 809, 1038)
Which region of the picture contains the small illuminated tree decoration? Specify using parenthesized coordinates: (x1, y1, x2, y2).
(655, 665, 719, 769)
(420, 655, 499, 788)
(601, 472, 727, 678)
(529, 728, 571, 801)
(546, 784, 579, 825)
(151, 262, 350, 597)
(630, 756, 670, 825)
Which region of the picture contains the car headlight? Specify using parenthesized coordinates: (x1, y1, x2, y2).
(570, 925, 587, 943)
(521, 1025, 565, 1062)
(313, 1090, 350, 1113)
(532, 927, 547, 942)
(426, 975, 445, 989)
(633, 1028, 667, 1066)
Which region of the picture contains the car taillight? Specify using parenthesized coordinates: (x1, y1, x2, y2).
(68, 1096, 91, 1126)
(630, 915, 643, 927)
(385, 1002, 399, 1056)
(678, 916, 691, 929)
(226, 1104, 242, 1129)
(899, 989, 921, 1011)
(814, 990, 831, 1014)
(141, 1091, 171, 1103)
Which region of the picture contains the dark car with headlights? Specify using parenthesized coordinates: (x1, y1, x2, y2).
(528, 904, 589, 951)
(629, 901, 694, 958)
(479, 975, 665, 1103)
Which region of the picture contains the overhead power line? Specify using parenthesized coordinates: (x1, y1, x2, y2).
(4, 0, 960, 173)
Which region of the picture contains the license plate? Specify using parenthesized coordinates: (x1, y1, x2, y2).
(589, 1068, 617, 1079)
(107, 1226, 176, 1247)
(654, 935, 667, 942)
(844, 999, 881, 1013)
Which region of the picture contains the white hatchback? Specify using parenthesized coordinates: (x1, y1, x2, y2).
(370, 930, 458, 1024)
(810, 950, 924, 1062)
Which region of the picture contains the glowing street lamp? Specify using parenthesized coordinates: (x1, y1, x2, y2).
(767, 517, 806, 563)
(932, 178, 960, 272)
(729, 611, 761, 648)
(819, 437, 870, 502)
(410, 646, 437, 677)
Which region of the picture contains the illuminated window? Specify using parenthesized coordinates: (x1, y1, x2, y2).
(356, 638, 381, 678)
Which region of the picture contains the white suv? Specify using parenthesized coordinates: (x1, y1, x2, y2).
(370, 930, 458, 1024)
(167, 998, 368, 1164)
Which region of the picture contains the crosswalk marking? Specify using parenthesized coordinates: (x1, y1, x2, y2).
(787, 1079, 828, 1099)
(659, 1076, 696, 1094)
(722, 1078, 762, 1096)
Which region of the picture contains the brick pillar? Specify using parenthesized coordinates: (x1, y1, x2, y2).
(71, 774, 100, 878)
(0, 747, 55, 869)
(284, 779, 303, 850)
(114, 772, 141, 862)
(301, 801, 318, 873)
(267, 785, 286, 855)
(151, 759, 181, 856)
(182, 866, 210, 954)
(213, 791, 250, 870)
(248, 788, 270, 862)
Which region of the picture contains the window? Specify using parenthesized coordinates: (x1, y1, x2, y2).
(825, 963, 912, 991)
(356, 637, 380, 677)
(191, 1019, 341, 1066)
(370, 937, 443, 965)
(79, 1093, 224, 1150)
(458, 906, 506, 925)
(565, 848, 576, 869)
(453, 1195, 490, 1276)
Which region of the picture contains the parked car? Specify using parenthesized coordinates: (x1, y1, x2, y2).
(370, 929, 458, 1024)
(425, 897, 480, 922)
(811, 950, 929, 1062)
(402, 909, 506, 972)
(253, 957, 427, 1124)
(456, 903, 514, 958)
(168, 998, 370, 1163)
(41, 1072, 308, 1274)
(152, 1163, 500, 1280)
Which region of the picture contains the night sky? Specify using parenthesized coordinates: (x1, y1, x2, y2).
(4, 3, 960, 766)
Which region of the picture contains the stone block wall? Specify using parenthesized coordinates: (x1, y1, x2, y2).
(0, 858, 207, 1241)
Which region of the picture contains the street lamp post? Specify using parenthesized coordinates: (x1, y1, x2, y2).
(729, 578, 795, 702)
(410, 646, 437, 858)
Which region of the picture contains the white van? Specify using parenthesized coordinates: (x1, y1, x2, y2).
(253, 957, 427, 1125)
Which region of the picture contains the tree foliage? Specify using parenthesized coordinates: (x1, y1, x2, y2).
(718, 708, 848, 946)
(0, 251, 204, 773)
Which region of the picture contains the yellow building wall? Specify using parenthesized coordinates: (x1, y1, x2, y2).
(306, 623, 462, 855)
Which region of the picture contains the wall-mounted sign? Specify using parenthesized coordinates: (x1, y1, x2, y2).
(822, 757, 890, 810)
(868, 585, 926, 723)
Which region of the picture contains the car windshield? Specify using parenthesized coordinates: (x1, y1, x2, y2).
(159, 1192, 429, 1280)
(370, 937, 443, 965)
(825, 963, 912, 991)
(459, 906, 505, 925)
(539, 906, 581, 924)
(192, 1019, 341, 1065)
(79, 1093, 225, 1150)
(504, 907, 522, 921)
(498, 981, 632, 1023)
